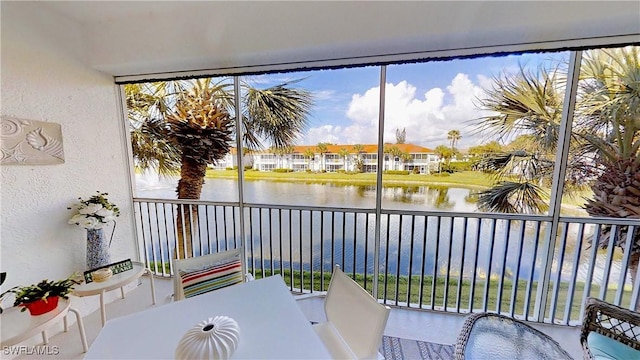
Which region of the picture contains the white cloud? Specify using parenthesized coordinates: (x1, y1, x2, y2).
(477, 74, 494, 91)
(439, 73, 486, 141)
(303, 73, 496, 150)
(301, 125, 343, 144)
(345, 87, 381, 127)
(313, 89, 338, 102)
(342, 124, 378, 144)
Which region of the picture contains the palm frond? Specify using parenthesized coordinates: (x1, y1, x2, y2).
(578, 47, 640, 161)
(243, 81, 314, 149)
(471, 65, 564, 150)
(476, 150, 554, 184)
(130, 117, 180, 176)
(477, 181, 549, 214)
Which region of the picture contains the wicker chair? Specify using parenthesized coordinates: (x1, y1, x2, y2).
(581, 297, 640, 359)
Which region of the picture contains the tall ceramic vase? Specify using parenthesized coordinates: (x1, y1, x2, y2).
(86, 228, 110, 270)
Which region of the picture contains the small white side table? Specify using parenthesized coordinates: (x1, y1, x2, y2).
(73, 262, 156, 327)
(1, 297, 88, 352)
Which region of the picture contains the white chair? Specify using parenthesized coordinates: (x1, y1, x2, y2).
(312, 265, 391, 359)
(172, 247, 253, 301)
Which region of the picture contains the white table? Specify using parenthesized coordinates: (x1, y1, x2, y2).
(1, 298, 88, 352)
(85, 275, 331, 359)
(73, 262, 156, 327)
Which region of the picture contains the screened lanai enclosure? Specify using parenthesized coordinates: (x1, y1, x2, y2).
(125, 44, 639, 327)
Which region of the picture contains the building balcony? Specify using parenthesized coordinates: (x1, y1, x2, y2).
(123, 198, 639, 357)
(9, 197, 635, 359)
(18, 272, 583, 360)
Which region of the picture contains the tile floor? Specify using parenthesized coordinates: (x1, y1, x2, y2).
(9, 275, 582, 359)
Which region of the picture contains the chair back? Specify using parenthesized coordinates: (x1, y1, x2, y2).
(581, 297, 640, 358)
(324, 264, 390, 359)
(173, 247, 247, 300)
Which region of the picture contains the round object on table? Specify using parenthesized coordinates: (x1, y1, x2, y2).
(175, 316, 240, 360)
(92, 268, 113, 283)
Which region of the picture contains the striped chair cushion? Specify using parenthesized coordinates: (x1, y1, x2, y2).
(179, 257, 243, 298)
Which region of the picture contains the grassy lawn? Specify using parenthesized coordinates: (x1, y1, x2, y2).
(263, 269, 628, 321)
(206, 169, 495, 189)
(151, 262, 627, 322)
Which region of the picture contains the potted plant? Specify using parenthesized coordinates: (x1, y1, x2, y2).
(1, 273, 81, 315)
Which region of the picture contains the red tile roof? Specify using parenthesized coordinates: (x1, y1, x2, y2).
(287, 143, 433, 154)
(230, 143, 434, 154)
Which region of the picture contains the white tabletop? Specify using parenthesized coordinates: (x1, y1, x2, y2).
(74, 262, 146, 296)
(85, 275, 331, 359)
(1, 298, 70, 347)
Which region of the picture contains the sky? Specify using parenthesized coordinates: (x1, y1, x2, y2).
(246, 51, 569, 151)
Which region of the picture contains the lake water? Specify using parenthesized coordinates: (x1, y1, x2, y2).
(135, 174, 624, 285)
(136, 174, 478, 212)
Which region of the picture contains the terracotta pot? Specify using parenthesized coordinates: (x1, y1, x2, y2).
(22, 296, 59, 316)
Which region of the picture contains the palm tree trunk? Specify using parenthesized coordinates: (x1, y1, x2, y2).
(174, 158, 207, 259)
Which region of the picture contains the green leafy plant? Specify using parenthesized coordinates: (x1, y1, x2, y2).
(2, 273, 81, 311)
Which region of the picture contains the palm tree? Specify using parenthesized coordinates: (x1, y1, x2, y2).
(471, 65, 565, 213)
(338, 147, 350, 171)
(447, 130, 462, 151)
(385, 145, 404, 170)
(166, 80, 235, 199)
(434, 145, 454, 172)
(473, 48, 639, 215)
(400, 152, 413, 171)
(316, 142, 329, 172)
(352, 144, 365, 173)
(272, 145, 293, 169)
(382, 144, 392, 171)
(282, 146, 294, 169)
(303, 148, 315, 170)
(352, 144, 364, 156)
(578, 48, 640, 298)
(126, 78, 313, 258)
(126, 81, 185, 177)
(472, 47, 640, 306)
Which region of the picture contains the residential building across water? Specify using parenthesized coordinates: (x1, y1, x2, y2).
(212, 143, 441, 174)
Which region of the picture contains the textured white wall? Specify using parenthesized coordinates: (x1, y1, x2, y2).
(0, 2, 137, 319)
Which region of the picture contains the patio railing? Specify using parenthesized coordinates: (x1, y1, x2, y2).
(133, 197, 639, 326)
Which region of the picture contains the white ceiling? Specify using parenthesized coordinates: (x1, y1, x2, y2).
(16, 1, 640, 78)
(42, 1, 189, 25)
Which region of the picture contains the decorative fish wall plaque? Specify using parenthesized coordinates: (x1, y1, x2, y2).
(1, 116, 65, 165)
